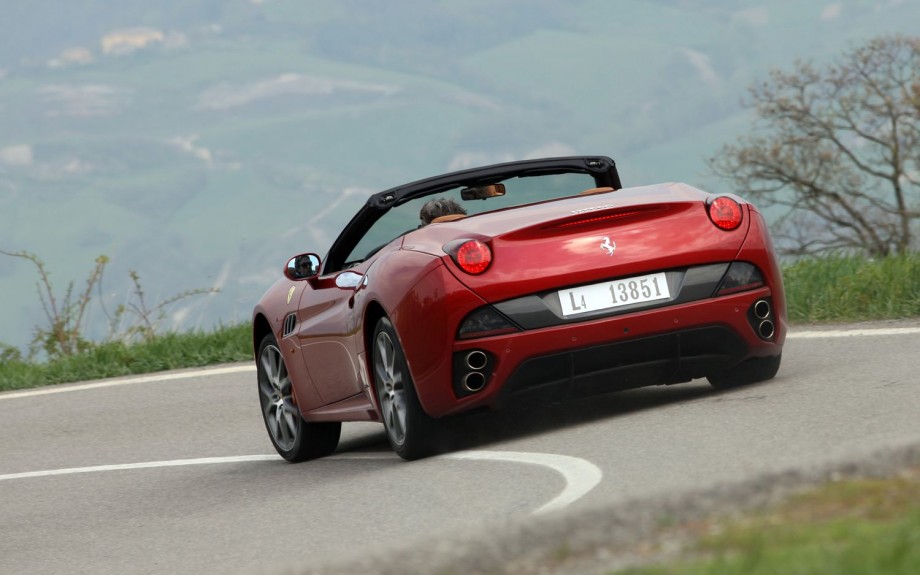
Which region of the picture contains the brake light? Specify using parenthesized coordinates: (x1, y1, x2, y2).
(454, 240, 492, 274)
(708, 197, 743, 230)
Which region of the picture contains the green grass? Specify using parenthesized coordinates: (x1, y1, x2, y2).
(613, 469, 920, 575)
(784, 253, 920, 323)
(0, 324, 251, 392)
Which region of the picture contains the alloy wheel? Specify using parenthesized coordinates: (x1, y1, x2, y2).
(258, 343, 299, 451)
(373, 330, 408, 447)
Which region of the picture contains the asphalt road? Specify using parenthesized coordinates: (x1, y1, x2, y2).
(2, 320, 919, 574)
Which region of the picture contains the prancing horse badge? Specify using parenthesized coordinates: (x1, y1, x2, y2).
(600, 237, 616, 256)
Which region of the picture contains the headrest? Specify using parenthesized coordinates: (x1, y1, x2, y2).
(430, 214, 468, 224)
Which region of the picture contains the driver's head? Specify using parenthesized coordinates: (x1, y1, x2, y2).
(419, 197, 466, 225)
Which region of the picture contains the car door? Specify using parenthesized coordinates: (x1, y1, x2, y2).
(295, 267, 366, 405)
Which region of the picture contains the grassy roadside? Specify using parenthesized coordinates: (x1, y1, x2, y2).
(1, 253, 919, 392)
(784, 253, 920, 323)
(0, 324, 251, 392)
(612, 467, 920, 575)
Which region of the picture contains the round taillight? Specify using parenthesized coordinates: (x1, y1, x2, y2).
(708, 196, 743, 230)
(455, 240, 492, 274)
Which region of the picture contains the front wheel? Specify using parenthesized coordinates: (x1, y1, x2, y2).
(707, 353, 782, 390)
(372, 317, 440, 460)
(257, 334, 341, 462)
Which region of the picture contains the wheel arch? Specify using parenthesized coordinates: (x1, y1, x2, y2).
(362, 300, 388, 357)
(253, 312, 274, 356)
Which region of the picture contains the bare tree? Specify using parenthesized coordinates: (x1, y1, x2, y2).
(710, 35, 920, 257)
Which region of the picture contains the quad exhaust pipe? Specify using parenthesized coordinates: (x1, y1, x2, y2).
(455, 350, 491, 394)
(751, 299, 775, 340)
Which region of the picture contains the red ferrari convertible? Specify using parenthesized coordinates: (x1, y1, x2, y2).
(253, 156, 785, 461)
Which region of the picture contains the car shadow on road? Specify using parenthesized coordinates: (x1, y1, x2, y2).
(335, 379, 744, 457)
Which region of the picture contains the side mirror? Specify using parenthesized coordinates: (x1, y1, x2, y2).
(284, 253, 321, 281)
(461, 183, 506, 200)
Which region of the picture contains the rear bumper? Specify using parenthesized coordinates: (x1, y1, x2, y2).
(496, 325, 746, 407)
(415, 286, 784, 417)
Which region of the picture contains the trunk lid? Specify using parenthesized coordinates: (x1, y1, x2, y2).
(401, 183, 750, 303)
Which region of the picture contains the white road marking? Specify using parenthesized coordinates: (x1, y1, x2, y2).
(3, 325, 918, 401)
(445, 450, 603, 515)
(0, 455, 280, 481)
(336, 450, 603, 514)
(787, 327, 920, 339)
(0, 450, 602, 516)
(0, 365, 255, 400)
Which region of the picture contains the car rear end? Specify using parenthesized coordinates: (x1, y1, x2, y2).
(398, 183, 785, 417)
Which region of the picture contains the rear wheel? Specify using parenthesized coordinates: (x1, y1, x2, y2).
(257, 334, 341, 462)
(707, 353, 782, 390)
(372, 317, 439, 460)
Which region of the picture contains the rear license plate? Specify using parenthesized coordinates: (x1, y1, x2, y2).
(558, 272, 670, 316)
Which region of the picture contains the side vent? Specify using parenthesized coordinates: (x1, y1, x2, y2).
(282, 313, 297, 337)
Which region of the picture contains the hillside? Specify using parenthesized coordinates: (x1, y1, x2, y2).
(1, 0, 917, 351)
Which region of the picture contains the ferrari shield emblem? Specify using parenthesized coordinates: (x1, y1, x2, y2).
(286, 286, 296, 305)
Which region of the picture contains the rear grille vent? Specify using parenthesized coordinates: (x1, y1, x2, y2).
(282, 313, 297, 337)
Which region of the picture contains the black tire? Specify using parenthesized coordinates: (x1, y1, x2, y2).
(371, 317, 440, 460)
(707, 353, 782, 390)
(257, 334, 341, 462)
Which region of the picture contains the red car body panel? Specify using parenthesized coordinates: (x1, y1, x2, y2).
(404, 184, 750, 302)
(253, 157, 785, 431)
